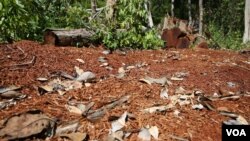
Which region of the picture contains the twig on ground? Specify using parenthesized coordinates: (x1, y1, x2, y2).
(0, 56, 36, 70)
(169, 135, 189, 141)
(12, 56, 36, 67)
(16, 46, 28, 61)
(235, 65, 250, 71)
(16, 46, 25, 54)
(5, 45, 13, 51)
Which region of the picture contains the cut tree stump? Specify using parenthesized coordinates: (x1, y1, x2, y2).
(43, 28, 95, 47)
(176, 37, 190, 48)
(161, 17, 208, 49)
(161, 27, 186, 48)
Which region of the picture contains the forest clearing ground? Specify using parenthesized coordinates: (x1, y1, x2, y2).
(0, 40, 249, 140)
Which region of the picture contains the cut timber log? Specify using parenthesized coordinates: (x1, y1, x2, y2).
(43, 28, 95, 47)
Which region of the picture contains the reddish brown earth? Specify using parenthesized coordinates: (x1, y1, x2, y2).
(0, 40, 249, 141)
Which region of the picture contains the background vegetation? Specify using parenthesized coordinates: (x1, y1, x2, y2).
(0, 0, 248, 50)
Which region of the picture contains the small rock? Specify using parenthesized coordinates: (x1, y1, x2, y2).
(85, 83, 91, 87)
(118, 67, 125, 74)
(102, 50, 111, 55)
(98, 57, 107, 63)
(227, 82, 236, 88)
(100, 62, 109, 67)
(173, 110, 180, 117)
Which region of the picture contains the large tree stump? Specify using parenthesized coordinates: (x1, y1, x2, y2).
(176, 37, 190, 48)
(43, 28, 95, 47)
(161, 27, 186, 48)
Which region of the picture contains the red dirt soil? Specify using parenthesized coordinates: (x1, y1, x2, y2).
(0, 40, 249, 141)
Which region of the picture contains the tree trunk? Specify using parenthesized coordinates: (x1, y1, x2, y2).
(106, 0, 116, 20)
(199, 0, 203, 35)
(43, 28, 95, 47)
(243, 0, 250, 43)
(188, 0, 192, 26)
(91, 0, 97, 17)
(171, 0, 174, 17)
(144, 0, 154, 28)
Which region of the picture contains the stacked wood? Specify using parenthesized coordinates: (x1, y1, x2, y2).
(43, 28, 95, 47)
(161, 16, 208, 49)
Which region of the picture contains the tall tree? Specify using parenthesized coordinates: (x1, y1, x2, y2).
(91, 0, 97, 17)
(243, 0, 250, 43)
(171, 0, 174, 17)
(145, 0, 154, 28)
(199, 0, 203, 35)
(188, 0, 192, 26)
(106, 0, 116, 20)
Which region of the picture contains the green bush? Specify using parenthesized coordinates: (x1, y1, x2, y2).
(0, 0, 96, 42)
(0, 0, 28, 42)
(207, 23, 243, 50)
(98, 0, 163, 50)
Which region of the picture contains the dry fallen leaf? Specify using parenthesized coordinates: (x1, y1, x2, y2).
(236, 115, 249, 125)
(175, 87, 186, 94)
(140, 76, 171, 86)
(220, 111, 239, 118)
(105, 131, 124, 141)
(60, 132, 88, 141)
(76, 59, 85, 64)
(61, 80, 83, 91)
(87, 95, 130, 122)
(0, 86, 21, 94)
(98, 57, 107, 63)
(38, 85, 54, 95)
(142, 105, 173, 113)
(148, 126, 159, 140)
(0, 100, 16, 110)
(102, 50, 111, 55)
(138, 128, 151, 141)
(111, 112, 128, 132)
(75, 66, 84, 76)
(170, 77, 184, 81)
(75, 71, 96, 82)
(160, 88, 169, 99)
(0, 91, 26, 99)
(0, 111, 55, 140)
(36, 77, 48, 82)
(65, 105, 83, 115)
(56, 121, 79, 135)
(192, 104, 204, 110)
(118, 67, 125, 74)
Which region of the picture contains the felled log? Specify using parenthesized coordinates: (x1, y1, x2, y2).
(43, 28, 95, 47)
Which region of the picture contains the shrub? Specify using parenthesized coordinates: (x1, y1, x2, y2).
(207, 23, 243, 50)
(97, 0, 164, 50)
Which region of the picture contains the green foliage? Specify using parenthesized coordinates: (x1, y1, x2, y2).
(0, 0, 101, 42)
(204, 0, 244, 34)
(151, 0, 170, 25)
(203, 0, 245, 50)
(0, 0, 28, 42)
(207, 23, 243, 50)
(98, 0, 163, 50)
(0, 0, 247, 51)
(65, 4, 91, 28)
